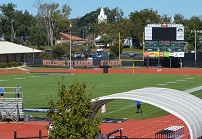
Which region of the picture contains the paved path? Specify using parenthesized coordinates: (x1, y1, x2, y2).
(6, 65, 30, 72)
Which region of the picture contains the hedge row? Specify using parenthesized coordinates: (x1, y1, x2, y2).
(0, 62, 23, 68)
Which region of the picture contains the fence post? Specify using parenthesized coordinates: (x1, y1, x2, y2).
(14, 130, 17, 139)
(120, 128, 123, 137)
(39, 130, 42, 139)
(16, 102, 20, 123)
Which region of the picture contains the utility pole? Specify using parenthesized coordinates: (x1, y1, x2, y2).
(10, 19, 14, 42)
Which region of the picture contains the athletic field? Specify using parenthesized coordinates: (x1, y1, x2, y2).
(0, 67, 201, 138)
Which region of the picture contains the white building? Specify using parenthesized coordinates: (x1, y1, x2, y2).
(123, 37, 133, 48)
(95, 7, 108, 47)
(0, 41, 42, 63)
(98, 7, 107, 24)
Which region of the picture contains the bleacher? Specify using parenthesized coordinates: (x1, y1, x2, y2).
(0, 87, 24, 123)
(155, 125, 184, 139)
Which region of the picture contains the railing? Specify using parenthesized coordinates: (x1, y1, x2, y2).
(0, 87, 24, 123)
(14, 130, 48, 139)
(105, 128, 126, 139)
(155, 126, 184, 139)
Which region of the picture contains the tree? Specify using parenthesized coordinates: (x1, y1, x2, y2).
(129, 8, 161, 48)
(184, 16, 202, 50)
(161, 14, 171, 23)
(38, 52, 52, 59)
(30, 25, 46, 46)
(14, 10, 34, 42)
(104, 7, 124, 23)
(110, 38, 123, 59)
(73, 7, 124, 40)
(47, 78, 101, 139)
(52, 45, 67, 59)
(174, 14, 184, 24)
(0, 3, 17, 41)
(0, 3, 35, 43)
(35, 0, 71, 46)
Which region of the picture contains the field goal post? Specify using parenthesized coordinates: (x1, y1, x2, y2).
(118, 32, 145, 73)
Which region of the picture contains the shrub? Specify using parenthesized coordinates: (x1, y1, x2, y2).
(6, 63, 12, 67)
(19, 62, 23, 66)
(9, 61, 18, 67)
(0, 62, 22, 68)
(0, 62, 6, 68)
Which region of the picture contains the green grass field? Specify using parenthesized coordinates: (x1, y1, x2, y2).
(1, 73, 202, 120)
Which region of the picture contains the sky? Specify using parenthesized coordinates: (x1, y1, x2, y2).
(0, 0, 202, 19)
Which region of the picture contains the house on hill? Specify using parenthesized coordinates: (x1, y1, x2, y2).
(0, 41, 42, 63)
(57, 32, 85, 45)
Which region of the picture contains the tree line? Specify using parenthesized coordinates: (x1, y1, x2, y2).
(0, 2, 202, 57)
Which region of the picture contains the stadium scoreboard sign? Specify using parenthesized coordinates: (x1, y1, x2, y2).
(144, 23, 185, 58)
(145, 23, 184, 41)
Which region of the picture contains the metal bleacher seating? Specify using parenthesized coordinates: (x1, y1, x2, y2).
(155, 125, 184, 139)
(0, 87, 24, 123)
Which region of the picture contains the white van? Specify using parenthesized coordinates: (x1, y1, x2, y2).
(96, 48, 104, 57)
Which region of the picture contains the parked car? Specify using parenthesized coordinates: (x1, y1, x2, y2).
(89, 53, 98, 60)
(72, 53, 85, 60)
(96, 48, 104, 57)
(87, 57, 93, 60)
(129, 52, 137, 57)
(45, 49, 52, 55)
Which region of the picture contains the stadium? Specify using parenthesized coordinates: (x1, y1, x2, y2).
(0, 67, 202, 139)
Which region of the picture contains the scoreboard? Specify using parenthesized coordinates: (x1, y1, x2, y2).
(152, 27, 176, 40)
(144, 23, 185, 58)
(145, 23, 184, 41)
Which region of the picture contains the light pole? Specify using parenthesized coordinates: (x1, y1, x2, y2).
(33, 48, 35, 64)
(191, 30, 202, 67)
(69, 22, 72, 69)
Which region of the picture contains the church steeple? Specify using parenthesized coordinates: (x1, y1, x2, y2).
(170, 13, 175, 24)
(98, 7, 107, 24)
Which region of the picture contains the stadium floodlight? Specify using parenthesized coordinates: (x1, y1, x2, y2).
(191, 30, 202, 67)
